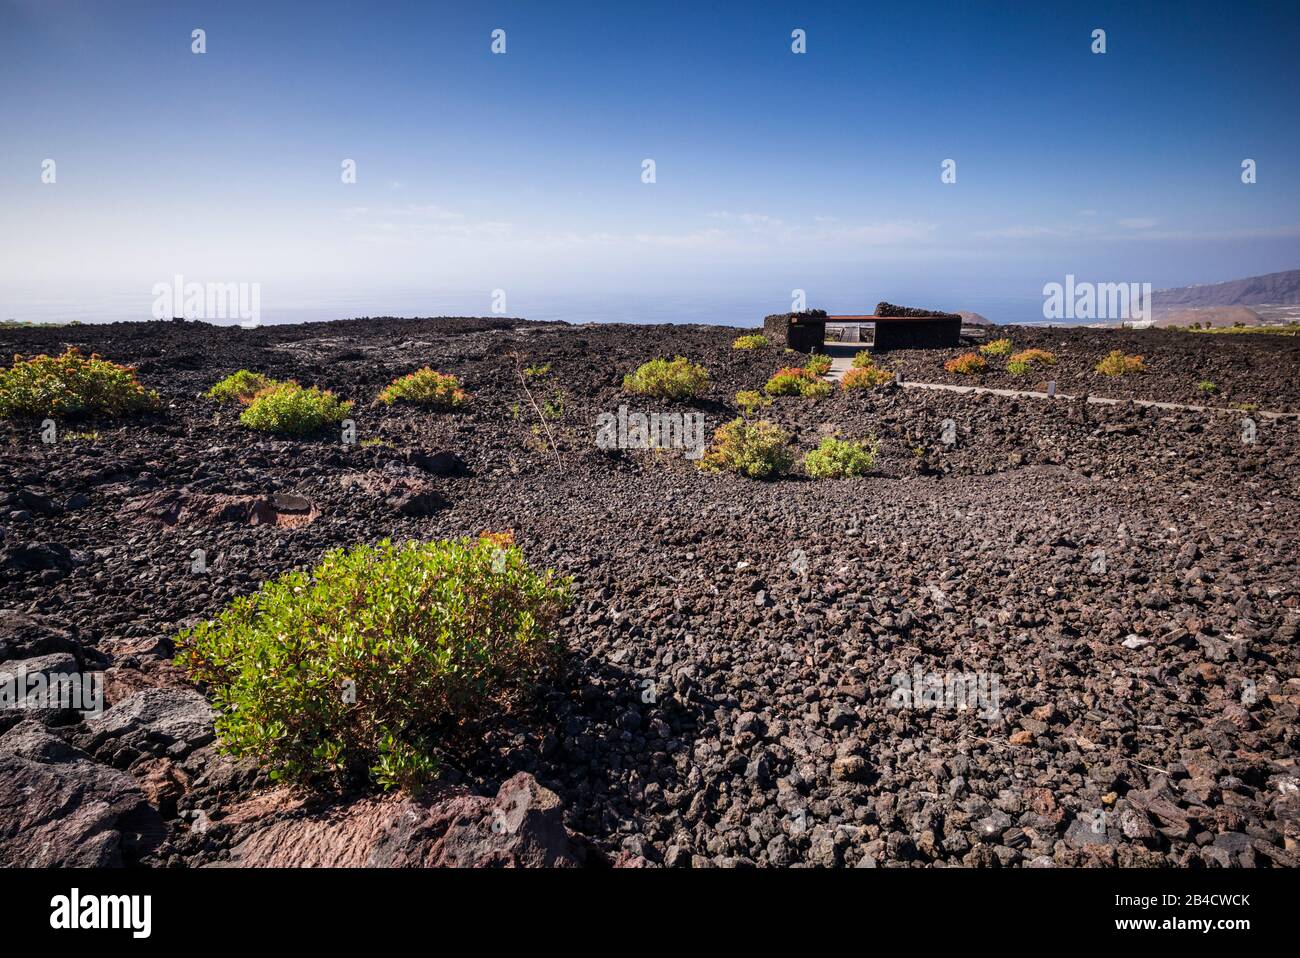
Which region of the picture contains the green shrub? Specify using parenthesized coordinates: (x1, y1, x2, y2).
(803, 437, 878, 478)
(732, 334, 768, 350)
(850, 350, 877, 369)
(980, 338, 1014, 357)
(804, 353, 833, 377)
(1006, 360, 1032, 376)
(1009, 348, 1056, 367)
(0, 347, 160, 419)
(1196, 380, 1218, 394)
(944, 352, 987, 375)
(841, 366, 894, 389)
(764, 367, 831, 398)
(208, 370, 278, 403)
(734, 389, 771, 416)
(698, 418, 794, 479)
(1096, 350, 1145, 376)
(239, 382, 352, 435)
(623, 357, 709, 401)
(379, 368, 468, 408)
(176, 534, 570, 790)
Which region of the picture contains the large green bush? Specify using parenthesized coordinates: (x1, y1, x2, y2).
(623, 357, 709, 401)
(0, 347, 159, 418)
(238, 381, 352, 435)
(698, 418, 794, 479)
(176, 535, 571, 790)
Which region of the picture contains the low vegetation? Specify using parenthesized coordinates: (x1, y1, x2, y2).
(841, 365, 894, 389)
(207, 370, 278, 403)
(1095, 350, 1146, 376)
(1006, 348, 1057, 376)
(697, 418, 794, 479)
(1196, 380, 1219, 395)
(734, 389, 772, 416)
(379, 368, 469, 408)
(239, 382, 353, 436)
(0, 347, 160, 419)
(623, 357, 709, 401)
(850, 350, 876, 369)
(732, 334, 768, 350)
(176, 534, 570, 790)
(980, 338, 1014, 357)
(944, 352, 987, 375)
(803, 436, 878, 478)
(804, 353, 833, 377)
(765, 366, 832, 398)
(1184, 323, 1300, 336)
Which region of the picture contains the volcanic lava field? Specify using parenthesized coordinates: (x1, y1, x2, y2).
(1, 316, 1298, 868)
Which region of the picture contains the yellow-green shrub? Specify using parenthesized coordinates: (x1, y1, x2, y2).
(734, 389, 771, 416)
(732, 334, 768, 350)
(980, 338, 1014, 357)
(804, 353, 833, 377)
(379, 368, 468, 408)
(698, 419, 794, 479)
(208, 370, 278, 403)
(841, 365, 894, 389)
(239, 382, 352, 436)
(765, 367, 831, 398)
(1095, 350, 1145, 376)
(623, 357, 709, 401)
(944, 352, 987, 375)
(803, 437, 878, 478)
(0, 348, 160, 419)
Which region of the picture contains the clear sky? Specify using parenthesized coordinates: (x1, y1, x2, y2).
(1, 0, 1298, 323)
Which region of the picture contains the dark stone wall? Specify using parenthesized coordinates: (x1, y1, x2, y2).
(764, 310, 827, 353)
(873, 317, 962, 350)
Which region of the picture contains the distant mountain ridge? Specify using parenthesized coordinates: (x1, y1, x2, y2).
(1153, 269, 1300, 308)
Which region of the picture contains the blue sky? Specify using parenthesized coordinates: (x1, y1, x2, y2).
(1, 0, 1297, 323)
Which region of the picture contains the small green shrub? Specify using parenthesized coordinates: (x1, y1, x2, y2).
(623, 357, 709, 401)
(208, 370, 278, 403)
(1006, 360, 1032, 376)
(980, 338, 1014, 357)
(734, 389, 771, 416)
(1196, 380, 1218, 395)
(698, 418, 794, 479)
(176, 534, 570, 790)
(1009, 348, 1057, 367)
(804, 437, 878, 479)
(850, 350, 877, 369)
(841, 366, 894, 390)
(944, 352, 987, 375)
(804, 353, 833, 377)
(1096, 350, 1145, 376)
(0, 347, 160, 419)
(379, 368, 468, 408)
(732, 334, 768, 350)
(764, 367, 831, 398)
(239, 382, 352, 436)
(524, 363, 551, 378)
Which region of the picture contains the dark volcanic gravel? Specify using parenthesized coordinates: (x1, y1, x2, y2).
(1, 316, 1297, 868)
